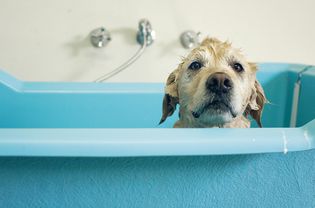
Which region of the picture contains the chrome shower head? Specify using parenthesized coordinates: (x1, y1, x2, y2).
(136, 19, 156, 46)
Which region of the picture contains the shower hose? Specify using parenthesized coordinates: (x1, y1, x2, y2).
(94, 36, 147, 82)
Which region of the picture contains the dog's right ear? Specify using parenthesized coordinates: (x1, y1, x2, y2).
(245, 79, 267, 127)
(159, 68, 180, 124)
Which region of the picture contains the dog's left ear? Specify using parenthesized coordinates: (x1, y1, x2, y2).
(159, 68, 180, 124)
(245, 79, 267, 127)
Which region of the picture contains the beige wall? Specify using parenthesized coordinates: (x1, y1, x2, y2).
(0, 0, 314, 82)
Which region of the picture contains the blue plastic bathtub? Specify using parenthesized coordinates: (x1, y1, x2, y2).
(0, 63, 314, 207)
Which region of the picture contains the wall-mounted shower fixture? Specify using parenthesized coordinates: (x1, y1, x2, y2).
(180, 30, 201, 49)
(90, 27, 111, 48)
(136, 19, 156, 46)
(94, 19, 155, 82)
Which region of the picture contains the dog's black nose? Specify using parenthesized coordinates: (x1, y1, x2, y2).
(206, 73, 233, 93)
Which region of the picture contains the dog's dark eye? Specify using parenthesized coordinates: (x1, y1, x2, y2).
(188, 61, 202, 70)
(232, 63, 244, 72)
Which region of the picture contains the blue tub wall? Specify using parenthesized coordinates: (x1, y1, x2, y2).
(1, 152, 315, 208)
(0, 76, 178, 128)
(1, 63, 315, 157)
(0, 63, 313, 128)
(255, 64, 296, 127)
(297, 69, 315, 127)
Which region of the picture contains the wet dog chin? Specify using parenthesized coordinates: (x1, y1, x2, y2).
(199, 108, 234, 125)
(193, 102, 236, 125)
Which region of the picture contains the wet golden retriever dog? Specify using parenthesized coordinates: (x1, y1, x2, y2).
(159, 38, 266, 128)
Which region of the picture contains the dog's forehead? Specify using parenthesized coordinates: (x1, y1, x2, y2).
(202, 38, 232, 55)
(188, 38, 244, 61)
(189, 47, 211, 61)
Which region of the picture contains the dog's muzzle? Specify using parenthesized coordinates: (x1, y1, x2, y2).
(191, 72, 236, 119)
(206, 72, 233, 94)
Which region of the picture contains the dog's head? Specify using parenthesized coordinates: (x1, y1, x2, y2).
(160, 38, 266, 127)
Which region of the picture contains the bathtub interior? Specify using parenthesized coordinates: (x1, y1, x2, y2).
(0, 63, 314, 128)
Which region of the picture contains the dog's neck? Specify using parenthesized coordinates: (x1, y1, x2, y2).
(174, 108, 250, 128)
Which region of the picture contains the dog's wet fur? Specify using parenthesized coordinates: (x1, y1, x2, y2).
(160, 38, 266, 128)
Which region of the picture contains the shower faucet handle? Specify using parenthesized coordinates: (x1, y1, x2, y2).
(180, 30, 201, 49)
(90, 27, 111, 48)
